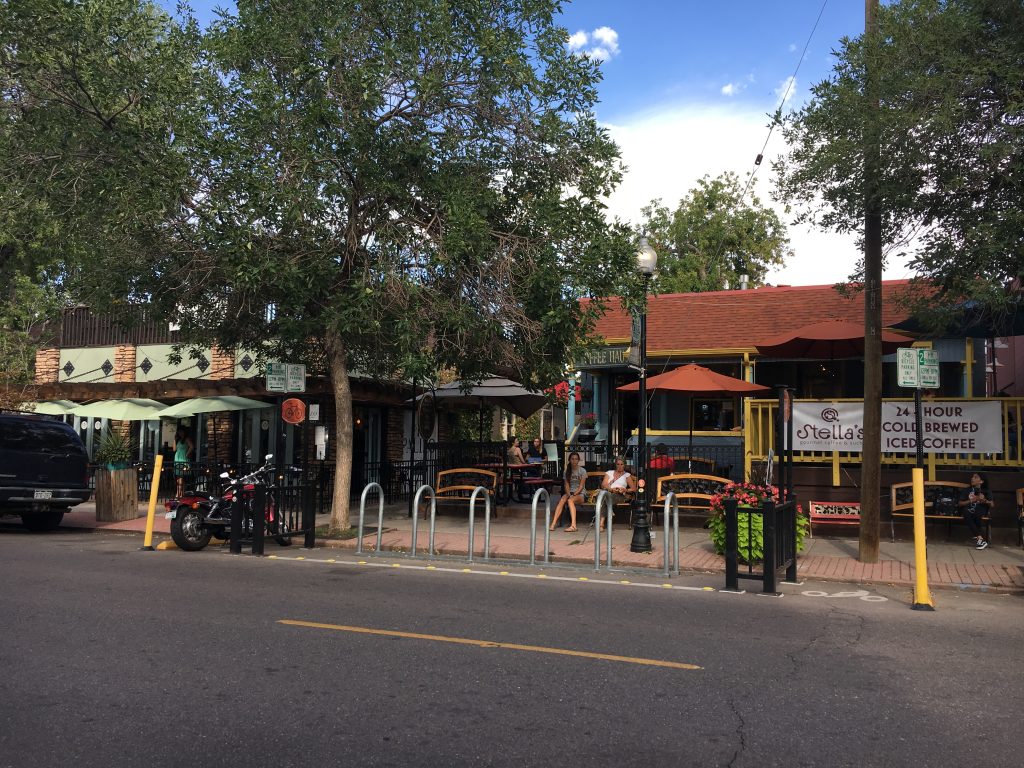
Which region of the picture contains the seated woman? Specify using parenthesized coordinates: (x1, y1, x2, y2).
(959, 471, 994, 550)
(549, 452, 586, 532)
(507, 436, 527, 465)
(600, 456, 637, 530)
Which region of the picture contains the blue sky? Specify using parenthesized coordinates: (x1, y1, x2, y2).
(167, 1, 901, 286)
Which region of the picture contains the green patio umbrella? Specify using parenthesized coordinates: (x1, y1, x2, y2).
(152, 396, 273, 419)
(27, 400, 79, 415)
(69, 398, 169, 421)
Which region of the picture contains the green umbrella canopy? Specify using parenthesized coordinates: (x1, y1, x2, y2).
(152, 396, 273, 419)
(27, 400, 79, 415)
(69, 398, 169, 421)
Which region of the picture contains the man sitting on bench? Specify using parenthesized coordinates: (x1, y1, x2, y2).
(959, 471, 994, 550)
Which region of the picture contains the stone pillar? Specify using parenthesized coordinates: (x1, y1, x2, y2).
(34, 348, 60, 384)
(114, 344, 136, 383)
(209, 346, 235, 380)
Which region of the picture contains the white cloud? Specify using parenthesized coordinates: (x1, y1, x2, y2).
(599, 103, 914, 286)
(775, 75, 798, 107)
(788, 43, 798, 53)
(721, 83, 737, 96)
(567, 26, 620, 62)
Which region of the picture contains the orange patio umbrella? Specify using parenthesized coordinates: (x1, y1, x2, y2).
(755, 320, 913, 359)
(618, 364, 770, 468)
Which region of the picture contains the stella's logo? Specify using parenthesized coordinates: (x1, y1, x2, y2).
(821, 407, 840, 423)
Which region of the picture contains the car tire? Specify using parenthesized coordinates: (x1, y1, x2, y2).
(22, 509, 65, 532)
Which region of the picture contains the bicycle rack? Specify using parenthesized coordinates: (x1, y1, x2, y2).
(411, 484, 435, 558)
(467, 485, 491, 563)
(530, 487, 553, 566)
(593, 490, 615, 572)
(356, 482, 384, 555)
(662, 492, 681, 577)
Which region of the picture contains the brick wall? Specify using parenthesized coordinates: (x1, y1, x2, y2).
(34, 348, 60, 384)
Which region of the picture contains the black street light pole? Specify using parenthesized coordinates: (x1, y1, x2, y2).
(630, 238, 657, 553)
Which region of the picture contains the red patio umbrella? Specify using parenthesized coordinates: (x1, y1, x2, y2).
(618, 364, 770, 468)
(754, 320, 913, 358)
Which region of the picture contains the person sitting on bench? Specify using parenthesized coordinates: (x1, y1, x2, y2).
(959, 471, 994, 550)
(549, 452, 586, 532)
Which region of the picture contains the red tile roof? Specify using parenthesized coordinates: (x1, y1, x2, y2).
(591, 280, 919, 354)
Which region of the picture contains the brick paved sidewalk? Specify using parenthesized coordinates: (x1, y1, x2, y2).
(59, 502, 1024, 592)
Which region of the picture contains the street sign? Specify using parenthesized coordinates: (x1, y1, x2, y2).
(917, 348, 939, 388)
(266, 362, 306, 393)
(281, 398, 306, 424)
(286, 363, 306, 392)
(266, 362, 288, 392)
(897, 348, 940, 389)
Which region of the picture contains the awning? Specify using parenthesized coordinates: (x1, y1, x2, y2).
(152, 396, 273, 419)
(27, 400, 79, 415)
(69, 398, 169, 421)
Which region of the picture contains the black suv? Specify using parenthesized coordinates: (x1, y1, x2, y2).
(0, 413, 91, 531)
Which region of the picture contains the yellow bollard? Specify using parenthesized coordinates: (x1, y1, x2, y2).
(911, 467, 935, 611)
(141, 455, 164, 551)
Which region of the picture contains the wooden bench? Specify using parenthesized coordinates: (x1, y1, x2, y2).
(889, 480, 985, 542)
(654, 473, 732, 523)
(425, 468, 498, 517)
(807, 500, 861, 537)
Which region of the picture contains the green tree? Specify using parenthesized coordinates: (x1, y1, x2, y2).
(774, 0, 1023, 314)
(638, 173, 791, 294)
(0, 273, 63, 410)
(83, 0, 635, 531)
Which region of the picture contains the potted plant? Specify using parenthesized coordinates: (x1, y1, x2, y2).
(94, 429, 136, 471)
(706, 482, 809, 563)
(575, 412, 597, 442)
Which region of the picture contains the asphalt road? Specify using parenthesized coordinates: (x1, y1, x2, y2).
(1, 528, 1021, 768)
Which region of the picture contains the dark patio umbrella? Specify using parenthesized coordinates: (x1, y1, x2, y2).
(755, 320, 912, 358)
(412, 377, 547, 444)
(618, 364, 770, 467)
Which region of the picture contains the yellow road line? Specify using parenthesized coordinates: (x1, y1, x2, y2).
(278, 619, 701, 671)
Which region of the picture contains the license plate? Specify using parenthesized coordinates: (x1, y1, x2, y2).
(33, 490, 53, 500)
(165, 510, 177, 520)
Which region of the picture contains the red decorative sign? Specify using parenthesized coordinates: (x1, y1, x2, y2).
(281, 398, 306, 425)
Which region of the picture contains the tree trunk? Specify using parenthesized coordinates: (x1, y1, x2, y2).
(859, 0, 882, 563)
(325, 328, 353, 533)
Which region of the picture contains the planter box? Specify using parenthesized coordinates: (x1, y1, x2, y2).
(95, 467, 139, 522)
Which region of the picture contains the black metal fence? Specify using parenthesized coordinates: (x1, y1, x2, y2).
(562, 442, 741, 479)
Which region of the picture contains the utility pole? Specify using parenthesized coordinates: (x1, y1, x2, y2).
(860, 0, 882, 563)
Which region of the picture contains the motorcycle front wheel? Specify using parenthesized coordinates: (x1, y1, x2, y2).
(170, 507, 213, 551)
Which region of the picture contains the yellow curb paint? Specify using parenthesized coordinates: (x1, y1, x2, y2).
(537, 574, 547, 578)
(462, 569, 471, 573)
(426, 566, 436, 570)
(662, 584, 672, 588)
(620, 580, 631, 584)
(703, 587, 715, 591)
(327, 559, 336, 563)
(155, 540, 177, 550)
(278, 620, 702, 671)
(268, 555, 278, 559)
(296, 557, 305, 560)
(392, 564, 401, 568)
(500, 572, 509, 575)
(578, 577, 588, 581)
(358, 561, 367, 564)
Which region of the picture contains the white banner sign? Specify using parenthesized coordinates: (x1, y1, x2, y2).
(792, 401, 1002, 454)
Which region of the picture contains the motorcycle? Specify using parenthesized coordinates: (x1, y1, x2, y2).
(165, 454, 292, 551)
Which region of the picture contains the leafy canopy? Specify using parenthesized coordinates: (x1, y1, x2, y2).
(774, 0, 1024, 321)
(639, 173, 791, 294)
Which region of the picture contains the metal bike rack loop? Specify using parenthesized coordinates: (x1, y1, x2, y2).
(356, 482, 385, 555)
(530, 487, 553, 566)
(662, 492, 681, 577)
(411, 484, 435, 558)
(593, 490, 615, 571)
(467, 486, 491, 563)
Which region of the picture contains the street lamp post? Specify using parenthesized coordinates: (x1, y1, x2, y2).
(630, 237, 658, 553)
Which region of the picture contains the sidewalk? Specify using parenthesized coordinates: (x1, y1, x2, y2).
(61, 501, 1024, 593)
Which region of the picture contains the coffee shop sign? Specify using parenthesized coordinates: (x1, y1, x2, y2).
(792, 401, 1002, 454)
(576, 346, 629, 369)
